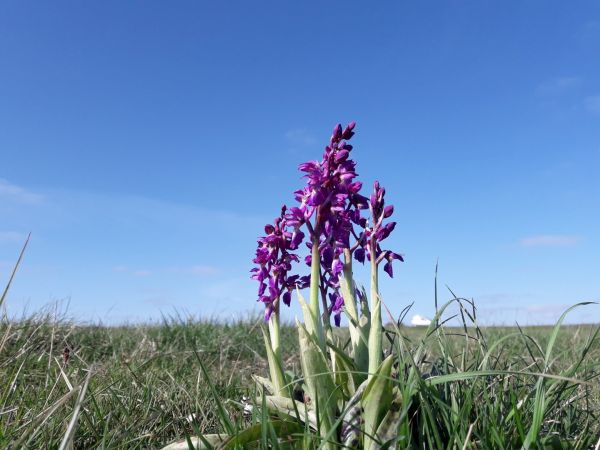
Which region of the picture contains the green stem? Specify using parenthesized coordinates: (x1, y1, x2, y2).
(368, 239, 382, 378)
(267, 302, 287, 396)
(309, 240, 325, 348)
(341, 249, 359, 328)
(341, 249, 369, 375)
(268, 305, 281, 365)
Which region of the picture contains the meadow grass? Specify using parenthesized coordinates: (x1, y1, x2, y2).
(0, 305, 598, 449)
(2, 242, 599, 449)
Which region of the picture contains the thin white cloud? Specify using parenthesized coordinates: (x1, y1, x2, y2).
(410, 314, 431, 326)
(165, 265, 220, 276)
(535, 76, 581, 97)
(185, 265, 219, 276)
(519, 234, 581, 248)
(476, 292, 513, 303)
(577, 20, 600, 44)
(0, 179, 44, 204)
(526, 304, 571, 315)
(285, 128, 317, 146)
(0, 231, 28, 244)
(113, 266, 152, 277)
(142, 296, 172, 307)
(132, 269, 152, 277)
(114, 265, 219, 278)
(476, 292, 537, 309)
(514, 304, 574, 323)
(584, 95, 600, 114)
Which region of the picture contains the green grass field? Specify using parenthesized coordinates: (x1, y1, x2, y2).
(1, 306, 598, 449)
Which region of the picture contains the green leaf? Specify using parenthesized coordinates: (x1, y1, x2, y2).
(374, 388, 404, 450)
(362, 354, 394, 450)
(252, 375, 276, 396)
(261, 326, 288, 397)
(296, 288, 324, 350)
(192, 350, 235, 436)
(327, 340, 360, 395)
(162, 421, 303, 450)
(161, 434, 226, 450)
(296, 320, 338, 449)
(340, 380, 369, 448)
(257, 395, 317, 429)
(523, 302, 596, 449)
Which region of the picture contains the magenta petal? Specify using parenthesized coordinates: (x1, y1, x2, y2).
(264, 304, 274, 321)
(354, 248, 366, 264)
(334, 313, 341, 327)
(383, 261, 393, 278)
(332, 124, 343, 141)
(334, 150, 349, 163)
(282, 291, 291, 306)
(383, 205, 394, 218)
(342, 122, 356, 139)
(331, 258, 344, 276)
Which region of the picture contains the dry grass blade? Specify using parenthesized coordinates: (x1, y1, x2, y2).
(462, 420, 476, 450)
(13, 387, 80, 448)
(0, 233, 30, 309)
(58, 368, 92, 450)
(162, 434, 229, 450)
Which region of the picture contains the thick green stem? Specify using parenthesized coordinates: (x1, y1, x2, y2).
(341, 249, 359, 328)
(340, 249, 370, 373)
(367, 240, 382, 378)
(268, 307, 281, 366)
(309, 240, 325, 348)
(266, 303, 288, 397)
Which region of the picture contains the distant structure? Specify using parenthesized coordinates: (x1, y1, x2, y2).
(411, 314, 431, 326)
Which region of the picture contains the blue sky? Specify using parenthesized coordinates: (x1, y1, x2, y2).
(1, 1, 599, 325)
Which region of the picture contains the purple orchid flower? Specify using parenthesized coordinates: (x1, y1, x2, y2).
(252, 122, 403, 325)
(292, 122, 370, 325)
(251, 205, 308, 320)
(357, 181, 404, 277)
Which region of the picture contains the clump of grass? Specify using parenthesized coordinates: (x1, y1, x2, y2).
(163, 299, 599, 449)
(0, 303, 292, 448)
(1, 238, 599, 448)
(385, 298, 600, 448)
(1, 301, 598, 448)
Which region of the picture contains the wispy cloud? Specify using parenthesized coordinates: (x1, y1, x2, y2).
(584, 95, 600, 114)
(0, 179, 44, 204)
(114, 265, 219, 278)
(519, 234, 581, 248)
(0, 231, 28, 244)
(535, 76, 581, 97)
(577, 20, 600, 44)
(0, 260, 16, 270)
(478, 303, 586, 325)
(168, 264, 221, 277)
(186, 265, 219, 276)
(285, 128, 317, 147)
(113, 266, 153, 277)
(514, 304, 573, 323)
(525, 303, 571, 315)
(132, 269, 152, 277)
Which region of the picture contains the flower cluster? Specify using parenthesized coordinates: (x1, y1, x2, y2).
(251, 122, 402, 324)
(359, 181, 404, 277)
(292, 123, 370, 325)
(251, 206, 309, 320)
